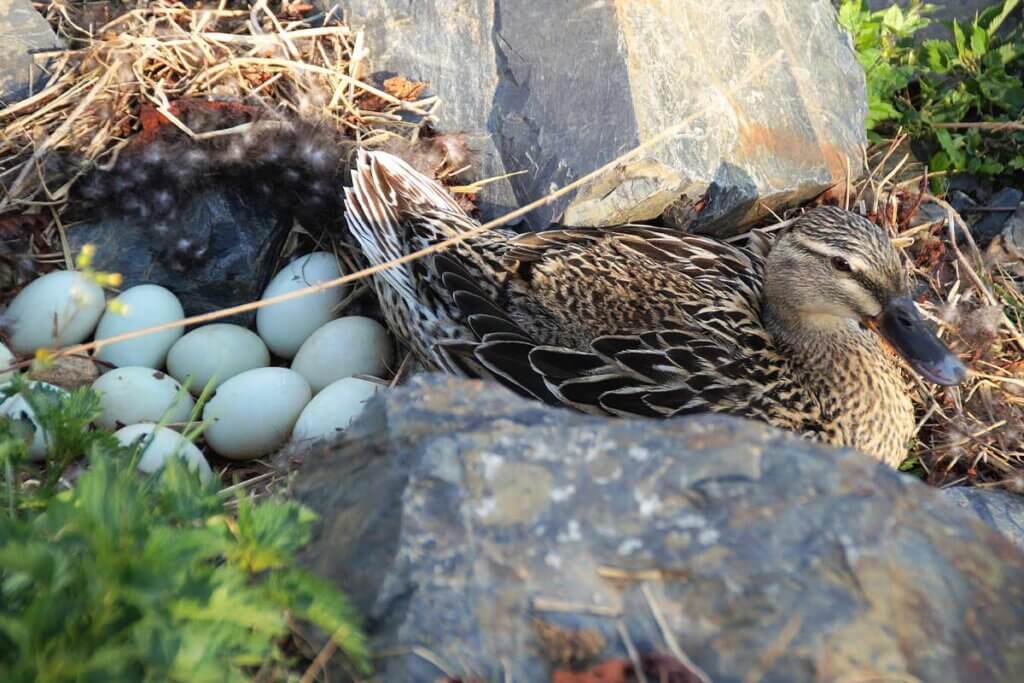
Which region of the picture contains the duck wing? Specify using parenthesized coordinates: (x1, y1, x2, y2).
(434, 227, 786, 419)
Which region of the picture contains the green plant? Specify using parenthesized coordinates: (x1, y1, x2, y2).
(839, 0, 1024, 182)
(0, 381, 369, 682)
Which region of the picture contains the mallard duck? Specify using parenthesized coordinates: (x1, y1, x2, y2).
(343, 150, 967, 465)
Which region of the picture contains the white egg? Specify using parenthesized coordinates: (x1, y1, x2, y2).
(256, 252, 347, 359)
(94, 285, 185, 369)
(91, 367, 195, 431)
(6, 271, 105, 354)
(202, 367, 311, 460)
(291, 316, 394, 393)
(0, 342, 15, 386)
(292, 377, 383, 443)
(166, 324, 270, 395)
(0, 382, 67, 460)
(114, 423, 212, 483)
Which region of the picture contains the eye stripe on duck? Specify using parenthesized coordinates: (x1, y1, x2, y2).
(791, 236, 888, 307)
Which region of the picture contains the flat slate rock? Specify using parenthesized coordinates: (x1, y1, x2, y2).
(0, 0, 63, 103)
(67, 189, 289, 327)
(295, 374, 1024, 683)
(330, 0, 867, 235)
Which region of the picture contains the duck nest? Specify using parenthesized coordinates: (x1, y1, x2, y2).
(1, 2, 1022, 493)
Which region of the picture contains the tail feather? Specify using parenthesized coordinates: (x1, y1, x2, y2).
(343, 149, 469, 306)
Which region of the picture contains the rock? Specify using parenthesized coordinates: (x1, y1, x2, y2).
(67, 189, 290, 327)
(942, 487, 1024, 553)
(971, 188, 1023, 248)
(295, 375, 1024, 683)
(985, 202, 1024, 277)
(334, 0, 867, 236)
(28, 354, 98, 390)
(0, 0, 63, 103)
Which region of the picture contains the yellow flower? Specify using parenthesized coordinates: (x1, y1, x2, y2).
(32, 348, 55, 371)
(75, 244, 96, 269)
(106, 300, 130, 316)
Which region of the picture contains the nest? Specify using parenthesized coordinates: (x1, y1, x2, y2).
(0, 0, 438, 269)
(2, 3, 1022, 493)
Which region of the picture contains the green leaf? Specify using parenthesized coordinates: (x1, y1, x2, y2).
(971, 24, 990, 57)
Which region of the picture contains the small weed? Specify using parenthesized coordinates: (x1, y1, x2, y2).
(839, 0, 1024, 186)
(0, 380, 369, 681)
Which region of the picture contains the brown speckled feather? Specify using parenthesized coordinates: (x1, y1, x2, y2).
(344, 151, 919, 465)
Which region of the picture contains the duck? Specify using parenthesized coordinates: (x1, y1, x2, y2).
(342, 150, 967, 466)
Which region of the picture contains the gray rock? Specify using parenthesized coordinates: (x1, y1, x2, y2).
(943, 487, 1024, 552)
(332, 0, 867, 236)
(971, 188, 1023, 248)
(0, 0, 63, 103)
(67, 189, 289, 327)
(295, 375, 1024, 683)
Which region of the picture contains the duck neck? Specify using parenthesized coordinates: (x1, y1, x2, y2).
(761, 297, 914, 464)
(762, 299, 887, 385)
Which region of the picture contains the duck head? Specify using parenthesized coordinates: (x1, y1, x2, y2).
(763, 206, 967, 386)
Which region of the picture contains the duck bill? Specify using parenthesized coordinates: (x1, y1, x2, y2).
(867, 295, 967, 386)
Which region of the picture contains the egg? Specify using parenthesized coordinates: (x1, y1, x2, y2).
(166, 324, 270, 395)
(0, 342, 15, 386)
(6, 271, 105, 354)
(114, 423, 212, 483)
(92, 367, 195, 431)
(0, 382, 67, 460)
(202, 367, 311, 460)
(291, 377, 383, 442)
(256, 252, 347, 359)
(94, 285, 185, 369)
(291, 316, 394, 393)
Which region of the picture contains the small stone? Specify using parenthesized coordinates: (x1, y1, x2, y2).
(971, 188, 1023, 248)
(28, 354, 99, 390)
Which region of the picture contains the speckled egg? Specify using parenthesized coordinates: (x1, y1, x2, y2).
(114, 423, 213, 483)
(202, 367, 311, 460)
(166, 324, 270, 395)
(92, 367, 195, 431)
(6, 271, 105, 354)
(291, 316, 394, 393)
(256, 252, 347, 359)
(291, 377, 383, 443)
(94, 285, 185, 369)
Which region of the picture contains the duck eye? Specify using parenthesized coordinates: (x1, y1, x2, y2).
(831, 256, 852, 273)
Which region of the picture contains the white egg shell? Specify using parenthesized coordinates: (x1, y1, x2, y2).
(94, 285, 185, 369)
(291, 316, 394, 393)
(166, 324, 270, 395)
(202, 367, 311, 460)
(6, 271, 105, 354)
(256, 252, 346, 359)
(92, 367, 195, 431)
(114, 423, 212, 483)
(292, 377, 382, 443)
(0, 342, 15, 386)
(0, 382, 67, 461)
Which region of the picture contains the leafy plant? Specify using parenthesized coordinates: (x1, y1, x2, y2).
(0, 381, 369, 681)
(839, 0, 1024, 182)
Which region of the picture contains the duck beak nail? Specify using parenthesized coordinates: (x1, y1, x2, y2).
(871, 295, 968, 386)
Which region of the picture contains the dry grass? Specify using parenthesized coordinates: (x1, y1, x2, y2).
(809, 137, 1024, 490)
(0, 0, 437, 269)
